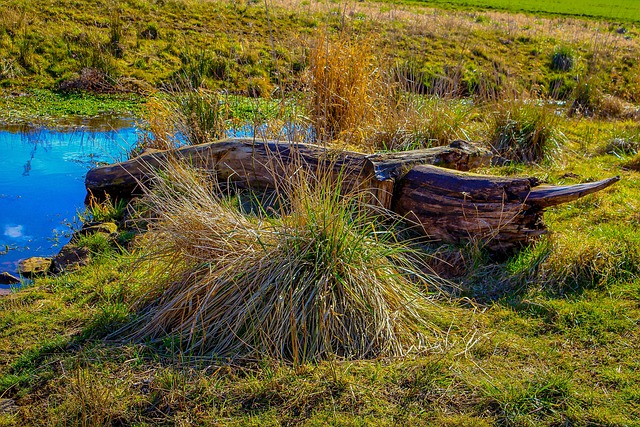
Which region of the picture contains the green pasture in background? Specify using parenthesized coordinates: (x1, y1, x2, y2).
(406, 0, 640, 22)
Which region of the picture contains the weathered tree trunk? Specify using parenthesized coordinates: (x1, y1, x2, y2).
(85, 138, 619, 251)
(392, 165, 619, 251)
(85, 138, 493, 208)
(86, 138, 377, 200)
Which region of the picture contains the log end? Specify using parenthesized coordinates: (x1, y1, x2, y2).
(525, 176, 620, 209)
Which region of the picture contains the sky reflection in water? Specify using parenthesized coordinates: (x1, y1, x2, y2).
(0, 119, 304, 285)
(0, 120, 138, 282)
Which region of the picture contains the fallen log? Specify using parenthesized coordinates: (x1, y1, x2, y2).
(87, 138, 376, 201)
(85, 138, 492, 202)
(85, 138, 619, 251)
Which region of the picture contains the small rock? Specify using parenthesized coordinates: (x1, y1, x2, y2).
(0, 272, 21, 285)
(17, 257, 52, 278)
(0, 289, 13, 296)
(52, 245, 91, 273)
(0, 398, 18, 414)
(72, 221, 118, 242)
(84, 221, 118, 234)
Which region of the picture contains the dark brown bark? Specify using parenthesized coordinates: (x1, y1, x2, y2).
(392, 165, 619, 251)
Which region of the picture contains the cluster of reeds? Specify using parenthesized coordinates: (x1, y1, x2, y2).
(134, 86, 231, 153)
(304, 30, 483, 152)
(306, 30, 383, 146)
(550, 46, 575, 72)
(125, 159, 442, 362)
(82, 193, 126, 223)
(174, 88, 229, 145)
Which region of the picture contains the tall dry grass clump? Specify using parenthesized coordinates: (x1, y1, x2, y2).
(125, 159, 442, 362)
(135, 98, 178, 152)
(306, 30, 383, 146)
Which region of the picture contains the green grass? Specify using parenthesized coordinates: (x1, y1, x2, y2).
(0, 89, 143, 125)
(1, 111, 639, 424)
(1, 0, 639, 119)
(0, 0, 639, 425)
(403, 0, 640, 22)
(0, 233, 638, 424)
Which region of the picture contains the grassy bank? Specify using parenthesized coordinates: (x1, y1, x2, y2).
(0, 0, 639, 108)
(1, 0, 639, 129)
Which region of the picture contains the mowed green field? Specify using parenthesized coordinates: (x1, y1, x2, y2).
(408, 0, 640, 22)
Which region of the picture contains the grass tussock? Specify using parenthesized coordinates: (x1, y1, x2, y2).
(550, 45, 575, 72)
(463, 220, 640, 302)
(542, 228, 640, 292)
(489, 99, 562, 163)
(174, 88, 230, 145)
(370, 95, 475, 151)
(135, 97, 177, 152)
(125, 160, 443, 362)
(567, 81, 634, 119)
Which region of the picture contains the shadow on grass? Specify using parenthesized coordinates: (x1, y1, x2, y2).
(434, 233, 640, 307)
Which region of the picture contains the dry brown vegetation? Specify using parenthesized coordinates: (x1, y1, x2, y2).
(122, 160, 445, 362)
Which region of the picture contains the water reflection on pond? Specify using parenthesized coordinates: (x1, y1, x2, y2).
(0, 117, 138, 283)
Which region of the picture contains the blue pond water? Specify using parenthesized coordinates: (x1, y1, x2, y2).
(0, 118, 138, 283)
(0, 118, 308, 286)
